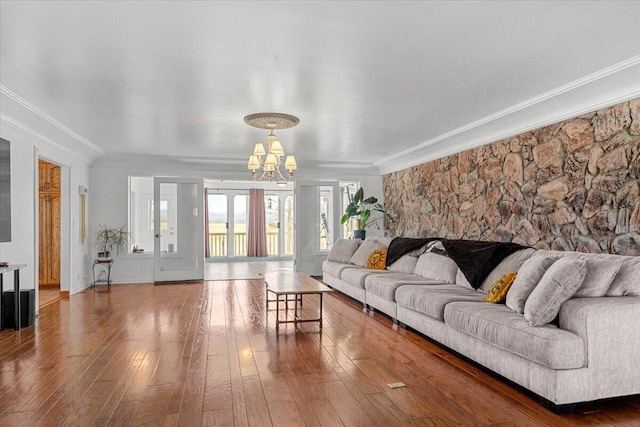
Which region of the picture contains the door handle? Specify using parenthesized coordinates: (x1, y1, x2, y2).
(155, 234, 160, 238)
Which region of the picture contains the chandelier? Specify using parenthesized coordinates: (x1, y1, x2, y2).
(245, 112, 299, 183)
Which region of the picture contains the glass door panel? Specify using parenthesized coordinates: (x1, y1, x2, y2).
(207, 194, 228, 257)
(284, 195, 294, 256)
(265, 194, 279, 256)
(319, 186, 335, 251)
(234, 195, 247, 256)
(154, 178, 203, 282)
(294, 181, 340, 275)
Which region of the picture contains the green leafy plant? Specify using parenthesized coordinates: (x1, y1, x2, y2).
(341, 187, 395, 231)
(94, 225, 132, 257)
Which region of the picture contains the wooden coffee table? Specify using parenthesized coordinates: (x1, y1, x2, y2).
(263, 272, 332, 330)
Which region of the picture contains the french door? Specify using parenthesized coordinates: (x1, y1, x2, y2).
(153, 177, 204, 282)
(206, 189, 293, 258)
(294, 181, 341, 275)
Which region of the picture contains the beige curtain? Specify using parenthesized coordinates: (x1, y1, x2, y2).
(247, 188, 267, 257)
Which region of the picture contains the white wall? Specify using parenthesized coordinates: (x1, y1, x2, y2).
(0, 122, 93, 305)
(90, 155, 384, 283)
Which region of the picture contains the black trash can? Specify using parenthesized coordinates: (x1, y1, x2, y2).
(3, 289, 35, 329)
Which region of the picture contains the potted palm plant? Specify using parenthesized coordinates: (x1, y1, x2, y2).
(95, 225, 132, 259)
(341, 187, 395, 239)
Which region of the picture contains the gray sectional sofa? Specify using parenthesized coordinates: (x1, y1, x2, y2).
(322, 237, 640, 411)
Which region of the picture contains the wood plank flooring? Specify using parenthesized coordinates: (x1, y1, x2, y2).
(0, 280, 639, 426)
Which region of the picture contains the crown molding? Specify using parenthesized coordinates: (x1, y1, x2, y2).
(0, 84, 104, 156)
(376, 55, 640, 175)
(0, 117, 96, 164)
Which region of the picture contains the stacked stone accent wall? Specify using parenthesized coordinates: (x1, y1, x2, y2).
(383, 98, 640, 255)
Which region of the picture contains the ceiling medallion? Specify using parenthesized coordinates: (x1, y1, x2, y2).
(245, 113, 299, 185)
(244, 112, 300, 130)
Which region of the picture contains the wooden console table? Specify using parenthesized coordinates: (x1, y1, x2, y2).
(0, 264, 27, 330)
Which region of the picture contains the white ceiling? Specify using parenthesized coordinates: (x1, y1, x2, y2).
(2, 1, 640, 174)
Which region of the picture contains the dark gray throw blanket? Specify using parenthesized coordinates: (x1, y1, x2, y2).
(386, 237, 442, 266)
(442, 240, 529, 289)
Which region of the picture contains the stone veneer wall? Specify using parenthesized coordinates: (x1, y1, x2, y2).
(383, 98, 640, 255)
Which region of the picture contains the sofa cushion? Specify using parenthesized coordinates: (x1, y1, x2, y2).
(524, 258, 586, 326)
(386, 254, 418, 274)
(341, 267, 389, 289)
(444, 301, 585, 369)
(478, 248, 536, 293)
(485, 272, 517, 303)
(574, 258, 622, 298)
(506, 253, 559, 314)
(395, 284, 485, 321)
(606, 257, 640, 296)
(322, 260, 358, 278)
(414, 252, 458, 283)
(327, 238, 361, 263)
(350, 239, 386, 267)
(364, 273, 440, 302)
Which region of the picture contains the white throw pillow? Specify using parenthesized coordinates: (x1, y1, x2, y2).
(524, 258, 586, 326)
(386, 254, 419, 274)
(414, 253, 458, 283)
(350, 239, 386, 267)
(506, 254, 559, 314)
(327, 238, 362, 264)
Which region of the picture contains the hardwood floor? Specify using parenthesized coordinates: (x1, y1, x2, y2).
(1, 280, 639, 426)
(38, 288, 64, 308)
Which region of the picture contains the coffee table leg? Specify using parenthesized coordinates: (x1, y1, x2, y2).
(276, 294, 280, 330)
(319, 293, 324, 329)
(294, 294, 298, 327)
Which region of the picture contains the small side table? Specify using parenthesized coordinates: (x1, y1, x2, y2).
(92, 259, 114, 289)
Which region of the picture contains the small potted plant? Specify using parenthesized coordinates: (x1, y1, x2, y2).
(341, 187, 395, 239)
(95, 225, 132, 259)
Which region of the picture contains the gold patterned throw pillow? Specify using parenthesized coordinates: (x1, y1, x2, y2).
(366, 248, 387, 270)
(485, 272, 518, 303)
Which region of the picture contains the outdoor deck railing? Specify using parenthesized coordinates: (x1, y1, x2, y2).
(208, 232, 281, 257)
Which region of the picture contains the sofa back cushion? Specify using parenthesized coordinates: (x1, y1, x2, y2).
(506, 253, 559, 314)
(574, 258, 623, 297)
(606, 257, 640, 296)
(350, 239, 386, 267)
(524, 258, 586, 326)
(386, 254, 418, 274)
(533, 249, 638, 296)
(414, 252, 458, 283)
(327, 238, 362, 264)
(368, 236, 393, 247)
(478, 248, 536, 293)
(456, 268, 474, 290)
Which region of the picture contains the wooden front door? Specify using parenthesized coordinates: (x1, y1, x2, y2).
(39, 160, 61, 288)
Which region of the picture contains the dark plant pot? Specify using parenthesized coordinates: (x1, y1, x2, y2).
(353, 230, 366, 240)
(98, 251, 111, 259)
